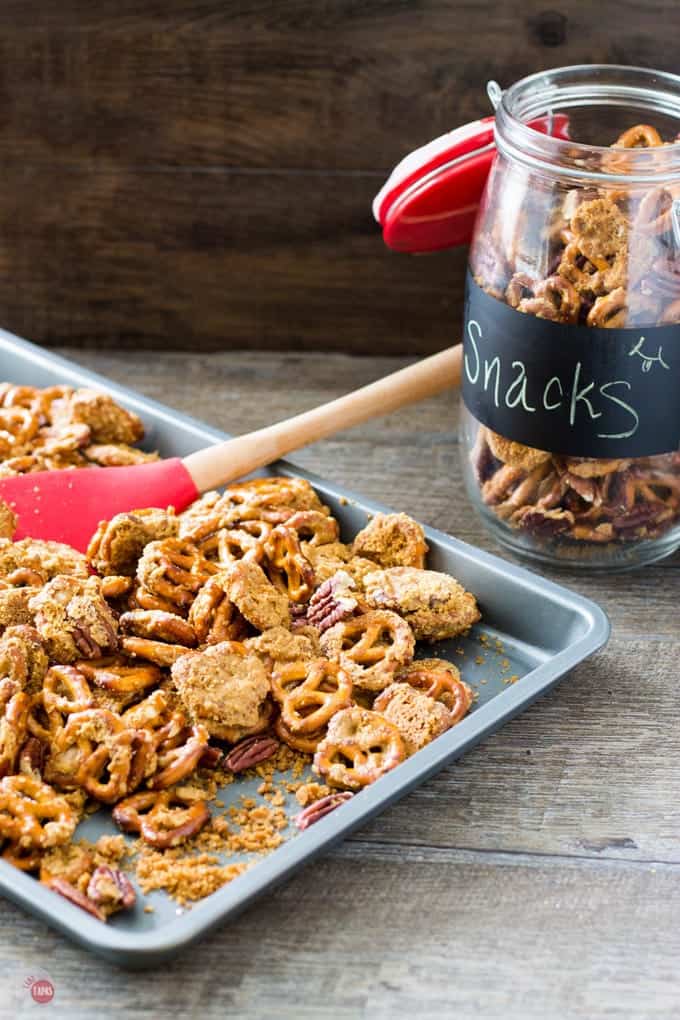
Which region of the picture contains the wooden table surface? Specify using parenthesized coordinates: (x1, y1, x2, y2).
(2, 348, 678, 1020)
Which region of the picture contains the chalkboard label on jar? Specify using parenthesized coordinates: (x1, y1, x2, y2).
(462, 270, 680, 459)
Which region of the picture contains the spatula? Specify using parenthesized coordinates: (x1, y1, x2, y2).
(3, 345, 462, 551)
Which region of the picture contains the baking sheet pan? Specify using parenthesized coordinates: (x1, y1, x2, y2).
(0, 328, 610, 967)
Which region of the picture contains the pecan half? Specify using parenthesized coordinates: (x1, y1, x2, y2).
(44, 877, 106, 922)
(304, 571, 359, 633)
(224, 734, 280, 772)
(294, 791, 353, 830)
(87, 865, 136, 913)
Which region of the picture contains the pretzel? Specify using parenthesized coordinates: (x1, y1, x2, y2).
(272, 659, 352, 735)
(42, 665, 94, 718)
(136, 538, 218, 610)
(217, 520, 271, 565)
(396, 659, 473, 726)
(586, 287, 628, 328)
(505, 272, 536, 308)
(1, 840, 42, 871)
(0, 679, 30, 777)
(313, 707, 405, 790)
(0, 406, 40, 455)
(261, 525, 315, 603)
(284, 511, 340, 548)
(188, 575, 249, 644)
(614, 124, 663, 148)
(122, 608, 196, 645)
(320, 610, 414, 692)
(119, 611, 197, 668)
(0, 775, 77, 848)
(75, 656, 161, 698)
(129, 583, 182, 616)
(222, 476, 327, 522)
(517, 274, 580, 323)
(120, 637, 192, 667)
(274, 715, 326, 754)
(18, 735, 47, 780)
(147, 723, 210, 789)
(112, 789, 210, 848)
(46, 708, 153, 802)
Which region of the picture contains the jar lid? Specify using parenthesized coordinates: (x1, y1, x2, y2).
(373, 113, 570, 253)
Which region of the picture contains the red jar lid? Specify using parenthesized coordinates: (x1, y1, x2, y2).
(374, 113, 570, 253)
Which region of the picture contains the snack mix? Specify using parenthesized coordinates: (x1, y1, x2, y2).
(468, 124, 680, 554)
(0, 385, 480, 918)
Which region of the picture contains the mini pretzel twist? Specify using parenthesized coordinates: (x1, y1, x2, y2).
(283, 511, 340, 547)
(119, 609, 198, 667)
(136, 539, 218, 610)
(397, 659, 473, 726)
(188, 576, 249, 644)
(46, 708, 153, 803)
(614, 124, 663, 148)
(274, 715, 327, 754)
(517, 274, 581, 323)
(0, 679, 30, 778)
(222, 476, 326, 523)
(147, 724, 210, 789)
(74, 656, 162, 698)
(0, 774, 77, 848)
(261, 526, 316, 603)
(272, 659, 353, 735)
(313, 707, 405, 790)
(42, 665, 94, 717)
(112, 789, 210, 848)
(586, 287, 628, 328)
(320, 610, 415, 692)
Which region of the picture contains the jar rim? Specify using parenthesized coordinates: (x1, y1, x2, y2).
(496, 64, 680, 184)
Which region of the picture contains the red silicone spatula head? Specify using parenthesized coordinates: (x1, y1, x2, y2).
(1, 458, 200, 551)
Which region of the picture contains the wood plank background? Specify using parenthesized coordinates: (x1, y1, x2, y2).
(0, 1, 677, 353)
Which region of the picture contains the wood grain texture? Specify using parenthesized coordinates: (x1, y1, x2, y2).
(0, 348, 673, 1018)
(0, 168, 462, 354)
(0, 0, 677, 352)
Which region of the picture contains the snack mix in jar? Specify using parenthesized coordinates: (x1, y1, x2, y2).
(461, 66, 680, 568)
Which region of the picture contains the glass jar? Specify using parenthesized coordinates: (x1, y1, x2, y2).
(462, 65, 680, 569)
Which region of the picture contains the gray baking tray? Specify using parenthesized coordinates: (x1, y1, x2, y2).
(0, 329, 610, 967)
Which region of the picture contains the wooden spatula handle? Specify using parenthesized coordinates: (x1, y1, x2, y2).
(182, 344, 462, 493)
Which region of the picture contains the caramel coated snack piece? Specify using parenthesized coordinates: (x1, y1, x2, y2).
(351, 513, 428, 570)
(0, 537, 89, 581)
(485, 430, 551, 473)
(51, 388, 145, 445)
(88, 507, 179, 576)
(363, 568, 480, 642)
(313, 707, 405, 790)
(245, 624, 320, 665)
(224, 559, 291, 631)
(373, 682, 451, 756)
(320, 610, 414, 693)
(171, 640, 271, 742)
(29, 576, 119, 664)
